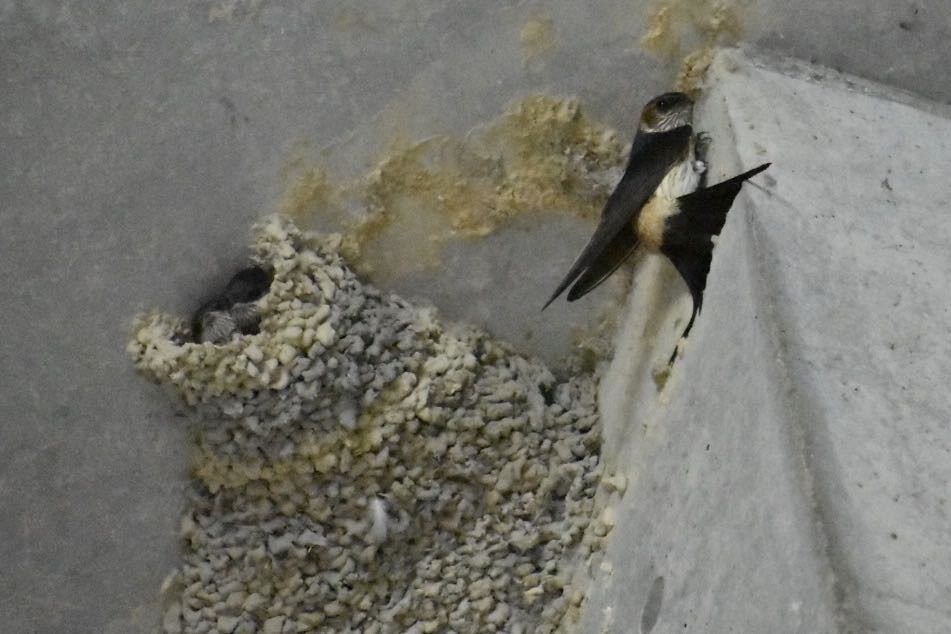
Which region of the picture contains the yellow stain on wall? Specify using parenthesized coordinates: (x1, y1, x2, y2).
(278, 95, 627, 284)
(640, 0, 747, 94)
(520, 14, 558, 64)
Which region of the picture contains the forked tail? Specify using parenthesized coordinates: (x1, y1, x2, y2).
(661, 162, 770, 363)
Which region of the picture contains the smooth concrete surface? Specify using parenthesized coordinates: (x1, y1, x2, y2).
(4, 2, 951, 632)
(582, 49, 951, 633)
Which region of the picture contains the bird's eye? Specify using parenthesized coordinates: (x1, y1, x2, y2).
(657, 98, 670, 110)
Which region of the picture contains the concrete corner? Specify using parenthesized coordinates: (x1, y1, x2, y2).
(580, 49, 951, 634)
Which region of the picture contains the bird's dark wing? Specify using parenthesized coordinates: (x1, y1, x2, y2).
(663, 163, 770, 245)
(543, 125, 692, 309)
(565, 229, 638, 301)
(660, 162, 770, 364)
(660, 161, 771, 313)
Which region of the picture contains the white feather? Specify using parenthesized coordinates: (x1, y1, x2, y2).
(638, 152, 704, 252)
(656, 155, 701, 201)
(368, 497, 388, 543)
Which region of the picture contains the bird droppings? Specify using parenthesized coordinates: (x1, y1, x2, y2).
(601, 473, 628, 495)
(129, 216, 609, 633)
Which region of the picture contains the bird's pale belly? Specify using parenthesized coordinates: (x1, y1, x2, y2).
(635, 158, 701, 252)
(636, 195, 676, 252)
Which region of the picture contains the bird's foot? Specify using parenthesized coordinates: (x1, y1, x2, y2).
(694, 131, 711, 186)
(695, 131, 712, 160)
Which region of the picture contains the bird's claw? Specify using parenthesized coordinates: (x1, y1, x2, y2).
(695, 131, 712, 160)
(693, 131, 712, 185)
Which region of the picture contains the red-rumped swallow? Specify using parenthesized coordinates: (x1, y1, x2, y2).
(543, 92, 769, 358)
(191, 265, 272, 343)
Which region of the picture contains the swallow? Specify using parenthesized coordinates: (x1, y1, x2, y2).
(543, 91, 769, 360)
(191, 265, 272, 343)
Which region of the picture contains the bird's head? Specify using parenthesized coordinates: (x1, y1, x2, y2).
(638, 92, 694, 133)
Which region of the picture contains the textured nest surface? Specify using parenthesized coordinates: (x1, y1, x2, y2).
(129, 217, 609, 634)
